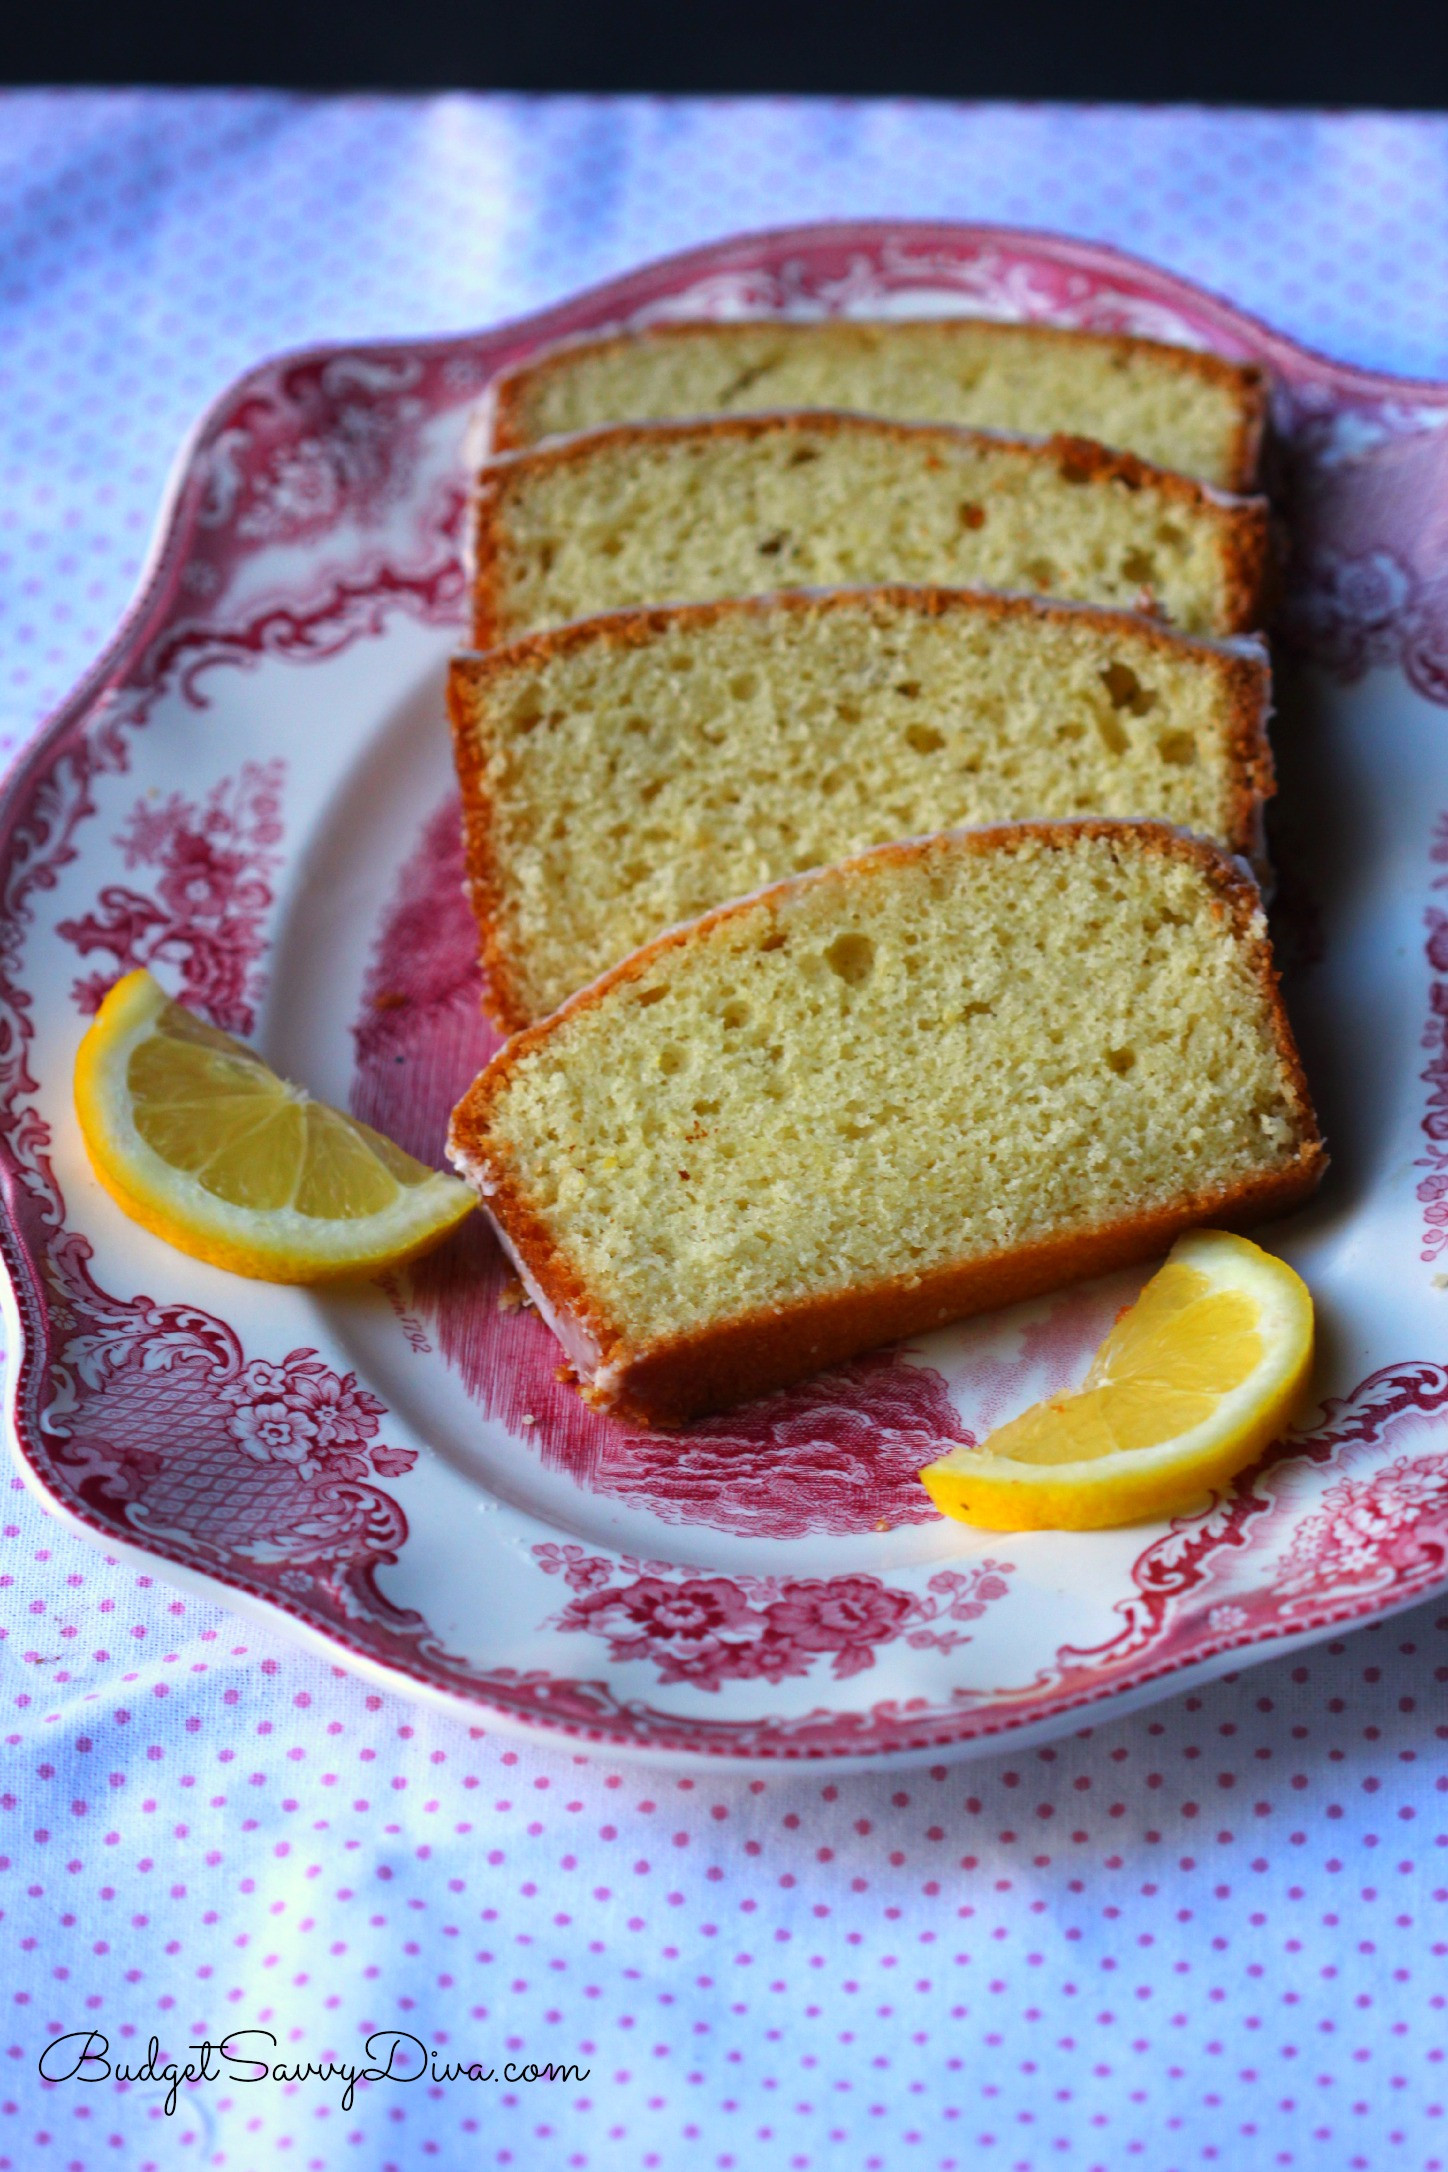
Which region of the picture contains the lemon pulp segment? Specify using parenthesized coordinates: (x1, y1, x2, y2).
(919, 1230, 1314, 1530)
(74, 970, 474, 1282)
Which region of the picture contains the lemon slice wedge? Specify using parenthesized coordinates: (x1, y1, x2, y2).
(74, 968, 475, 1282)
(920, 1230, 1314, 1530)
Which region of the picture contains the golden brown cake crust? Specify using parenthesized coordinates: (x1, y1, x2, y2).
(448, 820, 1327, 1428)
(486, 317, 1270, 491)
(448, 588, 1276, 1035)
(469, 413, 1271, 650)
(586, 1161, 1324, 1428)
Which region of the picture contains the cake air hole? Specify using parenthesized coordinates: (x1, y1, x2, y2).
(1096, 710, 1130, 757)
(825, 933, 876, 986)
(1101, 662, 1159, 715)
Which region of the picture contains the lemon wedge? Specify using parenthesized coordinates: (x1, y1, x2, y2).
(73, 968, 475, 1282)
(919, 1230, 1314, 1530)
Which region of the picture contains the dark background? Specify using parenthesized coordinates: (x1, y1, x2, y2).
(2, 0, 1448, 105)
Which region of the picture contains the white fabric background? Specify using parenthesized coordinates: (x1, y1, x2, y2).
(3, 90, 1448, 2172)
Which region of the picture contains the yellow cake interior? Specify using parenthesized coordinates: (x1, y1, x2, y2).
(481, 418, 1252, 641)
(502, 320, 1257, 488)
(460, 829, 1312, 1354)
(456, 595, 1268, 1023)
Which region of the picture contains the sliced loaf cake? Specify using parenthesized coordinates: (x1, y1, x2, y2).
(450, 588, 1274, 1030)
(487, 318, 1267, 490)
(471, 415, 1269, 646)
(448, 821, 1324, 1426)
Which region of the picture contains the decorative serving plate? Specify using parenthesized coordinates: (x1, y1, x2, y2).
(5, 220, 1448, 1768)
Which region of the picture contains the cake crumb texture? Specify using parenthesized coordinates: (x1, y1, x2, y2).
(472, 415, 1266, 645)
(491, 318, 1265, 490)
(451, 589, 1273, 1028)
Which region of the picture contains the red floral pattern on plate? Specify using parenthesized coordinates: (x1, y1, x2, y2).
(48, 1283, 419, 1620)
(1417, 812, 1448, 1262)
(535, 1544, 1012, 1689)
(219, 1351, 413, 1483)
(1273, 1451, 1448, 1602)
(57, 760, 283, 1033)
(1273, 386, 1448, 703)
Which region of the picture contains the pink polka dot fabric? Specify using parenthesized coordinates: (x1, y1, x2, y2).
(4, 90, 1448, 2170)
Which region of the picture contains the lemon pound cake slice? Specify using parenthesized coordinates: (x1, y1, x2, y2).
(486, 318, 1267, 490)
(448, 822, 1325, 1427)
(450, 588, 1274, 1031)
(471, 415, 1269, 646)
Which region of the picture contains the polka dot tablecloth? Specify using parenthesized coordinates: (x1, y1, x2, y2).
(4, 90, 1448, 2172)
